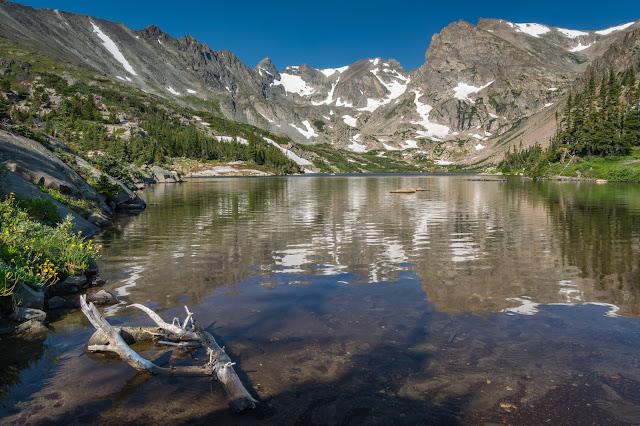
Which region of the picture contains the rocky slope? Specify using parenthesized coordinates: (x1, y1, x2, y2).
(0, 0, 638, 163)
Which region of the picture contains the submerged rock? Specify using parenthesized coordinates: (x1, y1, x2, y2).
(15, 319, 48, 338)
(90, 275, 106, 287)
(47, 296, 66, 310)
(87, 290, 118, 305)
(11, 307, 47, 323)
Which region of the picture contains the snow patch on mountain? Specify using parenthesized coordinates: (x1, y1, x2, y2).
(272, 73, 315, 96)
(215, 136, 248, 145)
(348, 135, 367, 153)
(556, 28, 589, 38)
(453, 80, 494, 103)
(342, 114, 357, 127)
(411, 90, 451, 139)
(508, 22, 551, 38)
(166, 86, 180, 96)
(258, 67, 273, 77)
(402, 140, 418, 149)
(383, 142, 399, 151)
(570, 42, 594, 52)
(320, 66, 348, 77)
(358, 67, 409, 112)
(264, 138, 312, 166)
(595, 22, 634, 35)
(312, 79, 339, 106)
(335, 97, 354, 108)
(90, 22, 137, 76)
(290, 120, 318, 139)
(186, 89, 196, 94)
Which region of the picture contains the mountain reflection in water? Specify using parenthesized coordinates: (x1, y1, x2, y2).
(2, 175, 640, 425)
(100, 175, 640, 317)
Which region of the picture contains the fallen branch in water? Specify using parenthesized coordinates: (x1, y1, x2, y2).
(79, 295, 257, 411)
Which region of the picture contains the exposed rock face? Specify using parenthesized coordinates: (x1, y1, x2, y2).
(0, 130, 105, 205)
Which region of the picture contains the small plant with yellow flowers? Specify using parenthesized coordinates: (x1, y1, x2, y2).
(0, 194, 101, 297)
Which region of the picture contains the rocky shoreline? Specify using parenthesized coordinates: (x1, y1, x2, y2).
(0, 259, 118, 339)
(0, 130, 188, 340)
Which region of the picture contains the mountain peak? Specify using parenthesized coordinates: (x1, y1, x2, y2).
(139, 24, 165, 38)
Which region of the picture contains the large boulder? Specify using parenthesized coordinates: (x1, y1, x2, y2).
(151, 166, 183, 183)
(15, 283, 44, 310)
(0, 131, 106, 205)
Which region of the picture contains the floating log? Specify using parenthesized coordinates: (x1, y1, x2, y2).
(79, 295, 257, 412)
(416, 187, 430, 192)
(467, 178, 506, 182)
(390, 187, 416, 193)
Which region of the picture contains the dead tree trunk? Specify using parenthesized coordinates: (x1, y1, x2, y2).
(79, 295, 257, 411)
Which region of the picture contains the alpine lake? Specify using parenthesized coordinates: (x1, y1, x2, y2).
(2, 174, 640, 425)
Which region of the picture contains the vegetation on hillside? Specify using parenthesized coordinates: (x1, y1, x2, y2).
(0, 38, 303, 175)
(498, 65, 640, 181)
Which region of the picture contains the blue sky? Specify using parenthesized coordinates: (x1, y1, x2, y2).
(11, 0, 640, 71)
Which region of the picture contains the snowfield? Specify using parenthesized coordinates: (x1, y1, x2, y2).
(91, 22, 137, 76)
(290, 120, 318, 139)
(410, 90, 451, 139)
(570, 42, 594, 52)
(595, 22, 634, 35)
(556, 28, 589, 38)
(166, 86, 180, 96)
(272, 73, 315, 96)
(507, 22, 551, 38)
(263, 138, 312, 166)
(453, 80, 494, 103)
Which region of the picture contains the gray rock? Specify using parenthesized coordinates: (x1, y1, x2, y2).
(15, 319, 48, 338)
(16, 283, 44, 310)
(48, 274, 87, 295)
(11, 307, 47, 323)
(151, 166, 184, 183)
(87, 290, 118, 305)
(90, 275, 106, 287)
(47, 296, 66, 310)
(88, 212, 113, 228)
(85, 259, 99, 277)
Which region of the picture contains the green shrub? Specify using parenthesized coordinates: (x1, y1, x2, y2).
(14, 196, 61, 226)
(91, 175, 121, 203)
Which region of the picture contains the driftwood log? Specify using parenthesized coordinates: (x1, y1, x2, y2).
(79, 295, 257, 411)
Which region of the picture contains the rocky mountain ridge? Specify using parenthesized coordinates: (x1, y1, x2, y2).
(0, 0, 638, 164)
